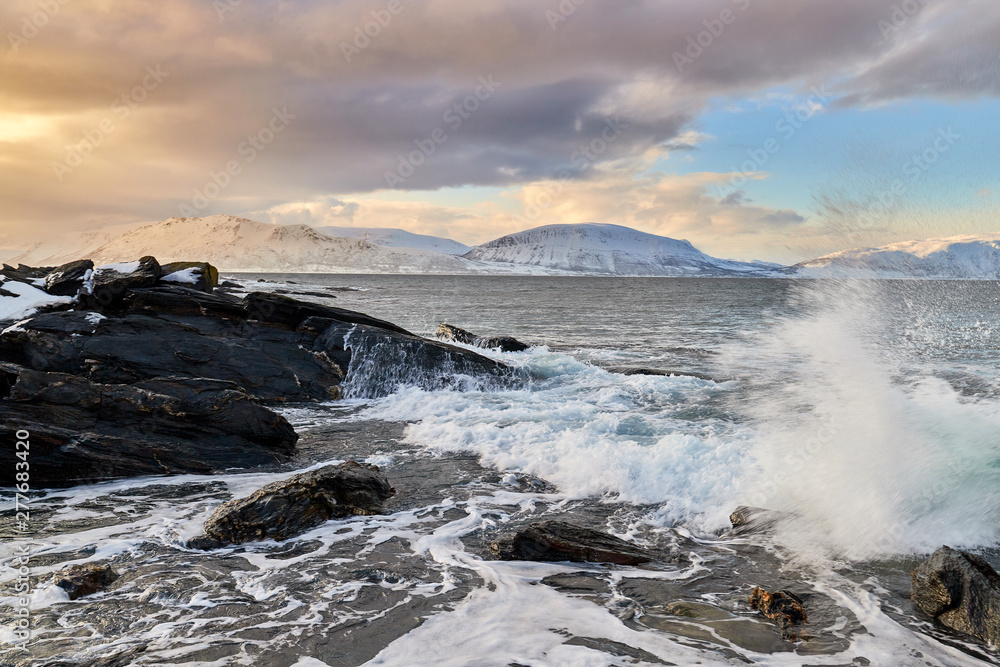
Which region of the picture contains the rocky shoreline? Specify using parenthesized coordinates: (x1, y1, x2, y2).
(2, 258, 1000, 664)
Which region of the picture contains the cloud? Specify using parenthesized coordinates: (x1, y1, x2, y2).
(1, 0, 997, 256)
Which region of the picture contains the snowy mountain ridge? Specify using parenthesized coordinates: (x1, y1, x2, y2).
(314, 226, 472, 255)
(794, 234, 1000, 279)
(463, 223, 784, 276)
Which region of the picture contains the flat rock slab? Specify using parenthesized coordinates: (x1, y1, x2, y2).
(492, 520, 654, 565)
(190, 461, 396, 549)
(912, 545, 1000, 645)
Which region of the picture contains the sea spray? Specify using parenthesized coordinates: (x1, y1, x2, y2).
(728, 279, 1000, 560)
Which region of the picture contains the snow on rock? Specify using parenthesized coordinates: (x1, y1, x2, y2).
(161, 267, 201, 284)
(463, 223, 784, 276)
(95, 261, 141, 274)
(314, 226, 472, 255)
(794, 234, 1000, 279)
(0, 279, 74, 322)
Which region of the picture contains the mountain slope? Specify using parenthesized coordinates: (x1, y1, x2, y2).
(794, 234, 1000, 279)
(22, 216, 472, 273)
(463, 223, 783, 276)
(314, 226, 472, 255)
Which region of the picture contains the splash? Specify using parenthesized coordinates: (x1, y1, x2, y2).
(732, 279, 1000, 560)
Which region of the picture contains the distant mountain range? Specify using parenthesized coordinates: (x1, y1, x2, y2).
(795, 235, 1000, 279)
(5, 216, 999, 279)
(465, 223, 783, 276)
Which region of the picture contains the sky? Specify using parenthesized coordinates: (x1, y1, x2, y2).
(1, 0, 998, 263)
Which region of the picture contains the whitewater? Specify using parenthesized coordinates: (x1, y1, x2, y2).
(2, 274, 999, 665)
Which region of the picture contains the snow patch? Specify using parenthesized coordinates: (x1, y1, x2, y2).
(0, 280, 73, 322)
(161, 267, 201, 284)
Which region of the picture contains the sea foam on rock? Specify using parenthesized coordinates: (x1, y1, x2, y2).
(436, 323, 530, 353)
(189, 461, 395, 549)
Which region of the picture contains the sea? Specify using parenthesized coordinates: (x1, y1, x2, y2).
(2, 274, 1000, 666)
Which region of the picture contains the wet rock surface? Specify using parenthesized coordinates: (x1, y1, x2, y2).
(436, 322, 530, 352)
(0, 365, 297, 486)
(912, 545, 1000, 646)
(0, 257, 518, 487)
(189, 461, 396, 549)
(490, 520, 654, 565)
(53, 562, 120, 600)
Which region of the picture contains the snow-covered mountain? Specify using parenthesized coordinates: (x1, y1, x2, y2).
(314, 226, 472, 255)
(794, 234, 1000, 279)
(11, 216, 471, 274)
(463, 223, 784, 276)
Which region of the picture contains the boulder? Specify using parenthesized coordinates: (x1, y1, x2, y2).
(315, 318, 518, 398)
(491, 521, 653, 565)
(1, 263, 53, 285)
(728, 506, 792, 535)
(243, 291, 410, 334)
(43, 259, 94, 296)
(749, 586, 808, 627)
(0, 366, 298, 486)
(911, 545, 1000, 645)
(189, 461, 395, 549)
(86, 256, 161, 308)
(436, 323, 529, 352)
(159, 261, 219, 293)
(53, 562, 119, 600)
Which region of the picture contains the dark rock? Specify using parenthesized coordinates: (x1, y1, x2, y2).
(0, 284, 17, 298)
(53, 562, 119, 599)
(1, 263, 53, 285)
(159, 261, 219, 293)
(86, 256, 161, 309)
(749, 586, 808, 627)
(728, 506, 792, 535)
(911, 545, 1000, 645)
(218, 280, 242, 289)
(491, 521, 653, 565)
(315, 318, 518, 398)
(124, 285, 247, 319)
(606, 366, 715, 381)
(0, 366, 297, 486)
(189, 461, 395, 548)
(436, 323, 530, 352)
(0, 307, 344, 402)
(43, 259, 94, 296)
(243, 291, 410, 334)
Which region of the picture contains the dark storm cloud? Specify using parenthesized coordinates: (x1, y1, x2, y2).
(1, 0, 996, 237)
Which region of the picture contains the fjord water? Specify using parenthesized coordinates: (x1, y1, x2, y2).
(4, 275, 1000, 666)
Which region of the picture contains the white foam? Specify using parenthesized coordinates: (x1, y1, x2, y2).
(726, 280, 1000, 560)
